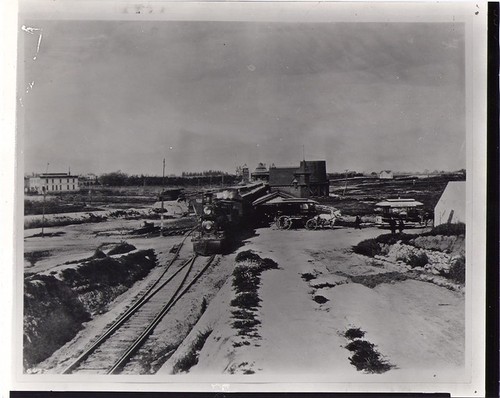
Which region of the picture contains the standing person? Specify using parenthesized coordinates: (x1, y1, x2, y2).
(398, 219, 405, 234)
(354, 215, 362, 230)
(389, 218, 397, 235)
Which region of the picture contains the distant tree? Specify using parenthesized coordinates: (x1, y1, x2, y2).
(99, 171, 129, 186)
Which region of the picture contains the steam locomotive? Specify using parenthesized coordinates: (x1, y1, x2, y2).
(191, 183, 268, 256)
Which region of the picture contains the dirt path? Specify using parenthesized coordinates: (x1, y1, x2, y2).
(177, 226, 464, 380)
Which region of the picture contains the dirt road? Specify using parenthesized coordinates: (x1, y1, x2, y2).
(166, 225, 465, 381)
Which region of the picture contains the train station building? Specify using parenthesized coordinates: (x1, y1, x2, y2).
(268, 160, 329, 198)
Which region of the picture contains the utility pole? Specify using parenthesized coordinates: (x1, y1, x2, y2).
(41, 162, 49, 237)
(160, 158, 165, 236)
(343, 169, 349, 196)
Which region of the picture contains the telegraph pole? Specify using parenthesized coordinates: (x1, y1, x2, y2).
(343, 169, 349, 196)
(41, 162, 49, 237)
(160, 158, 165, 236)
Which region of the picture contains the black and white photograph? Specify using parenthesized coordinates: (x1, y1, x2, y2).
(10, 1, 487, 395)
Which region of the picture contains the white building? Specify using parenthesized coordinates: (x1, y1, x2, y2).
(434, 181, 466, 226)
(27, 173, 80, 194)
(379, 170, 394, 179)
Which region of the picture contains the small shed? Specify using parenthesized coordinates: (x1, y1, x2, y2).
(434, 181, 466, 226)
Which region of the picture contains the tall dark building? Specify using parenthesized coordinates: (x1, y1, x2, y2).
(268, 160, 329, 198)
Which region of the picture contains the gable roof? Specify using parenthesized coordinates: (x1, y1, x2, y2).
(252, 191, 296, 206)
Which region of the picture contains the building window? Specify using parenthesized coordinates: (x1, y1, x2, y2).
(51, 185, 54, 190)
(67, 185, 69, 190)
(73, 185, 75, 190)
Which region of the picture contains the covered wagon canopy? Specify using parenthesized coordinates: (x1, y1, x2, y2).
(375, 198, 423, 208)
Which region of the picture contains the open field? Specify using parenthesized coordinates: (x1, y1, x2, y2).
(324, 174, 465, 216)
(22, 178, 465, 377)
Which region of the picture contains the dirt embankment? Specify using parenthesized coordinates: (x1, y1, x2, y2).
(24, 244, 158, 369)
(353, 224, 466, 288)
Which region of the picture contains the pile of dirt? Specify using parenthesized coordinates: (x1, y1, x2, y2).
(23, 275, 91, 369)
(411, 235, 465, 257)
(59, 249, 157, 314)
(353, 225, 465, 286)
(24, 249, 158, 370)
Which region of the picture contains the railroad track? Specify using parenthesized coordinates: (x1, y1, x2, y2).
(62, 235, 216, 375)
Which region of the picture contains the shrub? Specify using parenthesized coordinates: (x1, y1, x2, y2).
(349, 272, 411, 288)
(25, 250, 51, 267)
(235, 250, 262, 263)
(313, 295, 329, 304)
(349, 346, 393, 373)
(352, 239, 381, 257)
(260, 257, 279, 270)
(200, 297, 208, 315)
(232, 264, 260, 294)
(426, 222, 465, 237)
(406, 252, 429, 268)
(375, 233, 413, 245)
(301, 273, 316, 282)
(172, 329, 212, 374)
(230, 291, 260, 309)
(448, 255, 465, 284)
(107, 242, 136, 256)
(344, 328, 365, 340)
(345, 339, 374, 352)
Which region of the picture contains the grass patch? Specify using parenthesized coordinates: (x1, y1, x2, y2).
(313, 295, 329, 304)
(344, 328, 365, 340)
(301, 272, 316, 282)
(349, 344, 393, 373)
(343, 327, 394, 374)
(231, 250, 278, 337)
(172, 329, 213, 374)
(349, 272, 413, 288)
(405, 252, 429, 268)
(352, 239, 381, 257)
(107, 242, 136, 256)
(25, 250, 52, 267)
(235, 250, 262, 263)
(448, 255, 465, 284)
(425, 222, 465, 237)
(230, 291, 260, 309)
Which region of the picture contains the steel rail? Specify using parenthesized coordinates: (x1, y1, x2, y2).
(107, 255, 217, 374)
(62, 230, 195, 375)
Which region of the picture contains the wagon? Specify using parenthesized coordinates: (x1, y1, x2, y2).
(273, 201, 340, 230)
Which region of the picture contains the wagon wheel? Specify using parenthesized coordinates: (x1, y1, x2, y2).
(277, 215, 292, 230)
(305, 218, 317, 230)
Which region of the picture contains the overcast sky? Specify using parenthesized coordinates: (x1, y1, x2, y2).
(20, 20, 465, 176)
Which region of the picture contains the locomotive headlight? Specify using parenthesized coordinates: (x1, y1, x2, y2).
(203, 206, 213, 216)
(202, 221, 214, 231)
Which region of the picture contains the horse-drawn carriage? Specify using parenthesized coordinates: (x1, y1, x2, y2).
(274, 201, 341, 230)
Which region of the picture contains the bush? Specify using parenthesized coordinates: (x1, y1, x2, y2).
(172, 329, 212, 374)
(235, 250, 261, 263)
(107, 242, 136, 256)
(301, 273, 316, 282)
(406, 252, 429, 268)
(375, 233, 413, 245)
(232, 264, 260, 294)
(426, 222, 465, 237)
(260, 257, 279, 270)
(344, 328, 365, 340)
(448, 255, 465, 284)
(345, 339, 374, 352)
(230, 291, 260, 309)
(313, 295, 329, 304)
(349, 346, 393, 374)
(353, 239, 381, 257)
